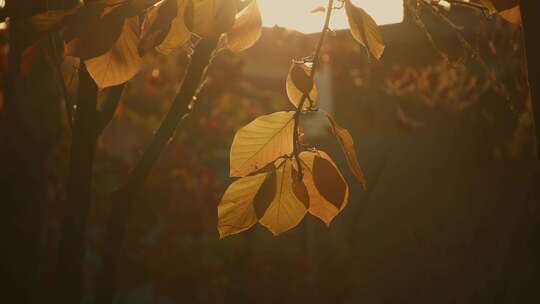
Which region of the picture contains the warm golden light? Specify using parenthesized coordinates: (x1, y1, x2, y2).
(259, 0, 404, 33)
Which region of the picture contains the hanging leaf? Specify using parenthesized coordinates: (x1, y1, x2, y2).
(139, 0, 178, 55)
(185, 0, 237, 39)
(479, 0, 521, 24)
(286, 61, 318, 110)
(19, 7, 79, 47)
(155, 0, 192, 54)
(344, 0, 385, 60)
(65, 5, 128, 59)
(326, 114, 367, 190)
(299, 150, 349, 226)
(257, 159, 309, 236)
(226, 0, 263, 53)
(85, 16, 142, 89)
(230, 111, 295, 177)
(310, 6, 326, 14)
(498, 5, 521, 24)
(65, 0, 161, 59)
(217, 171, 269, 238)
(484, 0, 519, 11)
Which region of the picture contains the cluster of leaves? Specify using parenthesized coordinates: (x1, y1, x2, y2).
(218, 0, 385, 238)
(22, 0, 263, 88)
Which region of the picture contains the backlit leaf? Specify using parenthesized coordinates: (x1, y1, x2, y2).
(498, 5, 521, 24)
(85, 16, 142, 88)
(226, 0, 263, 53)
(286, 61, 318, 110)
(139, 0, 178, 55)
(326, 114, 367, 190)
(65, 5, 127, 59)
(344, 0, 385, 60)
(186, 0, 237, 39)
(230, 111, 295, 177)
(479, 0, 521, 24)
(258, 159, 308, 235)
(155, 0, 192, 55)
(299, 150, 349, 226)
(217, 171, 269, 238)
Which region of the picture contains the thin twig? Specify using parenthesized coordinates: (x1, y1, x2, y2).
(293, 0, 334, 178)
(95, 38, 218, 304)
(405, 1, 449, 62)
(420, 0, 511, 104)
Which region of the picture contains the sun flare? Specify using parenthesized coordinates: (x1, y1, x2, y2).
(258, 0, 404, 33)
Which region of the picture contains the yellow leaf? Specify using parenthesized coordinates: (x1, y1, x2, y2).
(344, 0, 385, 60)
(258, 159, 308, 236)
(139, 0, 178, 55)
(286, 61, 318, 110)
(155, 0, 192, 55)
(86, 16, 142, 89)
(326, 114, 367, 190)
(479, 0, 521, 24)
(499, 6, 521, 25)
(299, 150, 349, 226)
(226, 0, 263, 53)
(186, 0, 237, 39)
(230, 111, 295, 177)
(217, 171, 269, 238)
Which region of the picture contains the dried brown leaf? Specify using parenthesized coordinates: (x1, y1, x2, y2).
(326, 114, 367, 190)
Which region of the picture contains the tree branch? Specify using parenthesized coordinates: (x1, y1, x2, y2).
(95, 38, 218, 304)
(55, 63, 99, 304)
(293, 0, 334, 177)
(96, 83, 126, 135)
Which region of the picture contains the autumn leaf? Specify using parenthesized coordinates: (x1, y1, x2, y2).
(185, 0, 237, 39)
(217, 171, 269, 238)
(230, 111, 295, 177)
(479, 0, 521, 24)
(154, 0, 192, 55)
(286, 61, 318, 110)
(498, 5, 521, 24)
(19, 7, 79, 46)
(65, 5, 128, 59)
(139, 0, 178, 55)
(257, 159, 309, 236)
(484, 0, 519, 11)
(344, 0, 385, 60)
(299, 150, 349, 226)
(326, 114, 367, 190)
(85, 16, 142, 89)
(226, 0, 263, 53)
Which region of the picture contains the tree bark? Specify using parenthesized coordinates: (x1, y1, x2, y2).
(96, 38, 217, 304)
(55, 64, 99, 304)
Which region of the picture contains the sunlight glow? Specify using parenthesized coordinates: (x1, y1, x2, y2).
(258, 0, 404, 33)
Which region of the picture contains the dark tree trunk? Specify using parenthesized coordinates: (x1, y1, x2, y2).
(1, 0, 77, 303)
(55, 64, 99, 304)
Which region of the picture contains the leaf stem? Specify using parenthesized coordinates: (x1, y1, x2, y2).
(293, 0, 334, 177)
